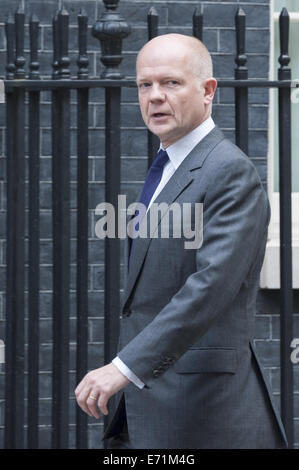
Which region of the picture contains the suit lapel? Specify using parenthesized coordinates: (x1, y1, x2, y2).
(122, 126, 225, 310)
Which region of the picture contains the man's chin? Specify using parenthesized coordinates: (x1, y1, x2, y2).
(148, 125, 173, 142)
(149, 127, 185, 148)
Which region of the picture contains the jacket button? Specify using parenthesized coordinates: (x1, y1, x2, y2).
(153, 369, 160, 378)
(162, 356, 174, 366)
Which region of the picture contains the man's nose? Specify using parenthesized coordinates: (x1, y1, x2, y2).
(149, 84, 165, 102)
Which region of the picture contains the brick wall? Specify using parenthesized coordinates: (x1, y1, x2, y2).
(0, 0, 298, 449)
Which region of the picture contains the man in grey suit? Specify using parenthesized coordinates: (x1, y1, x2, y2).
(75, 34, 288, 449)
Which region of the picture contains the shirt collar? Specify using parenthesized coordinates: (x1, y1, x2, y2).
(160, 116, 215, 171)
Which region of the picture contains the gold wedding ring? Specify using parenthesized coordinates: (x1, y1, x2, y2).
(89, 394, 97, 401)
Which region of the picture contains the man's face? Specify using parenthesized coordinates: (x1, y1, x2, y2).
(136, 41, 214, 148)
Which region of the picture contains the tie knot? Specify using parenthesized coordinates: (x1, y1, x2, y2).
(152, 149, 169, 169)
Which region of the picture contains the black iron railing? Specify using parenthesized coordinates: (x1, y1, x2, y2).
(1, 0, 295, 449)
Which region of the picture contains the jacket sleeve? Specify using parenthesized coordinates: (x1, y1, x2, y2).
(117, 153, 270, 386)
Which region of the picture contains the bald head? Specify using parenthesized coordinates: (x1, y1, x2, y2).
(136, 33, 217, 147)
(137, 34, 213, 82)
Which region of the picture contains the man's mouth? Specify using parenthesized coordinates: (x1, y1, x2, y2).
(151, 112, 170, 120)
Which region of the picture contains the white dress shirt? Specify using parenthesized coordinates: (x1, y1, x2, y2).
(112, 116, 215, 388)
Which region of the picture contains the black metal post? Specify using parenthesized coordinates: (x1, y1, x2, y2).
(76, 8, 89, 450)
(51, 6, 71, 449)
(92, 0, 130, 446)
(5, 89, 25, 450)
(104, 87, 121, 366)
(278, 7, 294, 448)
(4, 5, 26, 448)
(27, 13, 40, 449)
(234, 8, 248, 155)
(103, 85, 122, 447)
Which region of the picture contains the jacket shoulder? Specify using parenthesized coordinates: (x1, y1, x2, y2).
(204, 135, 261, 181)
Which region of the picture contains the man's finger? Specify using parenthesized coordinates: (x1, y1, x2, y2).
(74, 377, 87, 398)
(87, 393, 101, 419)
(77, 388, 93, 417)
(98, 393, 109, 416)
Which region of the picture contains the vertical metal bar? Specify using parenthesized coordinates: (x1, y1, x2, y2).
(27, 13, 40, 449)
(5, 88, 26, 451)
(51, 6, 71, 449)
(51, 10, 60, 447)
(104, 87, 121, 366)
(76, 8, 89, 450)
(14, 3, 25, 79)
(91, 3, 130, 446)
(234, 8, 248, 155)
(147, 6, 158, 41)
(278, 7, 294, 449)
(76, 87, 89, 449)
(103, 86, 121, 445)
(58, 5, 71, 80)
(147, 7, 159, 167)
(29, 14, 40, 80)
(193, 6, 203, 41)
(3, 11, 15, 450)
(4, 88, 15, 449)
(51, 89, 71, 449)
(52, 11, 60, 80)
(4, 5, 25, 449)
(5, 14, 15, 80)
(77, 8, 89, 80)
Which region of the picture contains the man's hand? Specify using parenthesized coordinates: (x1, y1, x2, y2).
(75, 362, 130, 419)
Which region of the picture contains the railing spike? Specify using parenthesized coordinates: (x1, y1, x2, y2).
(15, 1, 26, 78)
(148, 6, 159, 40)
(279, 7, 290, 70)
(77, 7, 89, 79)
(59, 3, 69, 15)
(7, 12, 14, 23)
(52, 11, 60, 79)
(29, 13, 40, 80)
(235, 6, 247, 70)
(57, 5, 70, 79)
(234, 6, 248, 155)
(237, 7, 246, 17)
(5, 13, 16, 80)
(30, 12, 39, 23)
(79, 7, 87, 16)
(16, 1, 24, 14)
(193, 5, 203, 41)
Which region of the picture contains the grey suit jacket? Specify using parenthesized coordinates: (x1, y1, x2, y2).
(104, 126, 288, 449)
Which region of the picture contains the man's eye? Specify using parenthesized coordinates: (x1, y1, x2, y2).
(139, 83, 151, 88)
(167, 80, 179, 85)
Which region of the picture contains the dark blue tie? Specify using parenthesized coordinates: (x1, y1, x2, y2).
(138, 148, 169, 213)
(129, 148, 169, 266)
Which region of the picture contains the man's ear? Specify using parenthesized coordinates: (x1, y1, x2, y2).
(203, 78, 217, 105)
